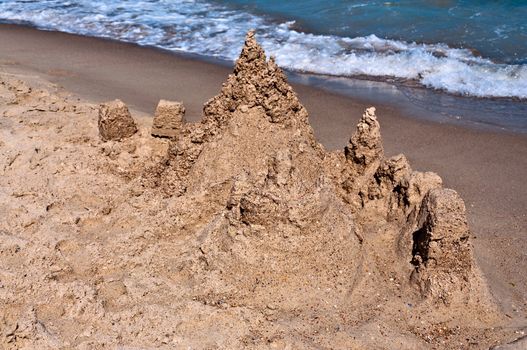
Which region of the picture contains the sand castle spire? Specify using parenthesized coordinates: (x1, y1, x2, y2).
(345, 107, 384, 175)
(202, 30, 309, 129)
(233, 30, 267, 74)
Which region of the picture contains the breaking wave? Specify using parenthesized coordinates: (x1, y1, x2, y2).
(1, 0, 526, 99)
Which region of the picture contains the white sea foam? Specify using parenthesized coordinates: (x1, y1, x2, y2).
(1, 0, 526, 99)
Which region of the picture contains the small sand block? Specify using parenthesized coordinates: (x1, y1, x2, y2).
(151, 99, 185, 138)
(98, 99, 137, 141)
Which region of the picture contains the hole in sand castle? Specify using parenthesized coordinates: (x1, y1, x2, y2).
(411, 225, 429, 266)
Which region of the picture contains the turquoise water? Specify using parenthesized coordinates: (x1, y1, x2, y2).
(219, 0, 527, 64)
(0, 0, 526, 99)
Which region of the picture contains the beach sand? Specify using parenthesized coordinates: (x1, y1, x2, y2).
(0, 25, 526, 348)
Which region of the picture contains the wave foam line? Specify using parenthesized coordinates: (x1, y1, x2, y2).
(0, 0, 525, 99)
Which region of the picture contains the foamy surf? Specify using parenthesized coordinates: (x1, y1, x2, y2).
(1, 0, 526, 99)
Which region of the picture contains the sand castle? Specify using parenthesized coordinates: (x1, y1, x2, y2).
(136, 32, 500, 344)
(143, 31, 478, 302)
(1, 31, 523, 349)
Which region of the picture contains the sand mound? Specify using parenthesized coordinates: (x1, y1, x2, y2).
(0, 33, 523, 349)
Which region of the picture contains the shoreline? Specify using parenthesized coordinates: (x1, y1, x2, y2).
(1, 23, 526, 322)
(1, 23, 526, 134)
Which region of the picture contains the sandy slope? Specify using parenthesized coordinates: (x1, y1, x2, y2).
(0, 32, 525, 349)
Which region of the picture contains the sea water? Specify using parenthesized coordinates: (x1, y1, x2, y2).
(0, 0, 526, 130)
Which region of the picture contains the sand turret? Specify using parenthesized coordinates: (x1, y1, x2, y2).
(151, 100, 186, 138)
(411, 188, 474, 302)
(98, 99, 137, 141)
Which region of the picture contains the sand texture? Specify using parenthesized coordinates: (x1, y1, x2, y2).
(0, 31, 525, 349)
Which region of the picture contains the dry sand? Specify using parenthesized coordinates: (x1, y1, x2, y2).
(0, 26, 526, 349)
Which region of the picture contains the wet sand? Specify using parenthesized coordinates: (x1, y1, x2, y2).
(0, 23, 525, 322)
